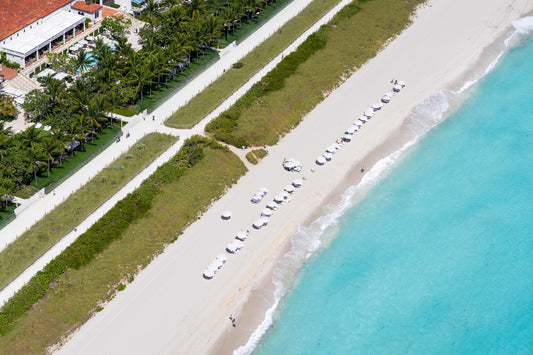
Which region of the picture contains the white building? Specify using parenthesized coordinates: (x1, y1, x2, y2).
(0, 0, 104, 69)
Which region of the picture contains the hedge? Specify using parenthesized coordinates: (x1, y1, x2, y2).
(0, 136, 226, 335)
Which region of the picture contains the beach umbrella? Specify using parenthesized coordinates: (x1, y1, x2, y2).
(253, 219, 264, 229)
(397, 80, 406, 87)
(261, 208, 273, 217)
(221, 210, 232, 220)
(235, 231, 247, 241)
(260, 217, 270, 226)
(358, 116, 367, 123)
(393, 84, 402, 92)
(203, 269, 215, 279)
(274, 194, 285, 203)
(258, 187, 268, 195)
(292, 178, 303, 187)
(216, 254, 227, 263)
(281, 191, 291, 200)
(381, 95, 391, 103)
(326, 145, 337, 154)
(235, 240, 244, 249)
(346, 126, 357, 135)
(316, 156, 326, 165)
(210, 259, 224, 270)
(226, 242, 238, 253)
(266, 201, 278, 210)
(342, 134, 352, 142)
(364, 109, 375, 118)
(251, 194, 262, 203)
(371, 102, 384, 111)
(284, 184, 295, 193)
(323, 152, 333, 161)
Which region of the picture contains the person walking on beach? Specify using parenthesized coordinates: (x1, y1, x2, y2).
(152, 115, 155, 121)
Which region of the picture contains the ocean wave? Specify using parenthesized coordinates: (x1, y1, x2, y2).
(505, 16, 533, 48)
(405, 90, 450, 137)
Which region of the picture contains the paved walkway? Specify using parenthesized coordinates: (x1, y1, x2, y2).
(0, 0, 351, 305)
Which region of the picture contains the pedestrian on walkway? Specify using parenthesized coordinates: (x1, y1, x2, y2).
(152, 115, 155, 121)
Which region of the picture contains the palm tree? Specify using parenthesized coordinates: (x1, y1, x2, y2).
(94, 43, 117, 84)
(51, 128, 68, 166)
(72, 49, 95, 74)
(130, 64, 153, 104)
(27, 146, 46, 188)
(39, 136, 61, 176)
(0, 123, 13, 160)
(0, 178, 15, 209)
(18, 125, 42, 149)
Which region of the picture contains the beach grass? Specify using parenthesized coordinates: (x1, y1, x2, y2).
(214, 0, 423, 146)
(0, 133, 177, 290)
(0, 146, 246, 353)
(165, 0, 341, 129)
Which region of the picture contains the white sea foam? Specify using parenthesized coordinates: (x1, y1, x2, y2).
(406, 90, 450, 137)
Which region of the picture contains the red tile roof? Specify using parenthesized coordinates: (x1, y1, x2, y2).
(0, 65, 18, 81)
(0, 0, 72, 41)
(72, 1, 103, 14)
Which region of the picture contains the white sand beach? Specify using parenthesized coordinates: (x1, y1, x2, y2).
(56, 0, 533, 354)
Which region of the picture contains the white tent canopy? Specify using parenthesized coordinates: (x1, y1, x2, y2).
(283, 158, 302, 172)
(235, 231, 247, 241)
(266, 201, 278, 210)
(274, 194, 285, 203)
(292, 179, 303, 187)
(322, 152, 333, 161)
(284, 184, 295, 193)
(371, 102, 384, 110)
(251, 194, 262, 203)
(364, 109, 375, 118)
(253, 218, 265, 229)
(342, 134, 352, 142)
(261, 208, 273, 217)
(316, 156, 326, 165)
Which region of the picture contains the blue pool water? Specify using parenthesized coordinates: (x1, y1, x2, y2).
(250, 23, 533, 355)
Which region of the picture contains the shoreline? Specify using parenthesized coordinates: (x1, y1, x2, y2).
(214, 3, 533, 354)
(55, 1, 533, 354)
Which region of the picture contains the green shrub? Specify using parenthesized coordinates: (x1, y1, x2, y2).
(245, 152, 258, 164)
(117, 284, 126, 291)
(96, 306, 103, 312)
(253, 148, 268, 159)
(232, 62, 243, 69)
(110, 3, 120, 8)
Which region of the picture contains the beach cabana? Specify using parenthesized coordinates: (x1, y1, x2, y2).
(358, 116, 368, 123)
(274, 194, 285, 203)
(216, 254, 227, 264)
(316, 156, 326, 165)
(397, 80, 406, 87)
(261, 208, 273, 217)
(253, 218, 265, 229)
(364, 109, 375, 118)
(251, 194, 262, 203)
(342, 134, 352, 142)
(284, 184, 295, 193)
(292, 179, 303, 187)
(203, 269, 215, 279)
(381, 95, 391, 103)
(371, 102, 384, 111)
(260, 217, 270, 226)
(283, 158, 302, 172)
(266, 201, 278, 210)
(346, 126, 357, 135)
(236, 231, 247, 241)
(221, 210, 232, 220)
(281, 191, 291, 200)
(326, 145, 338, 154)
(226, 240, 244, 253)
(393, 84, 402, 92)
(257, 187, 268, 195)
(323, 152, 333, 161)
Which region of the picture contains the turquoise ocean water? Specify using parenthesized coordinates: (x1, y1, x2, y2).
(242, 19, 533, 355)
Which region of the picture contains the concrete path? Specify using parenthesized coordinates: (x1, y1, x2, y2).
(0, 0, 352, 306)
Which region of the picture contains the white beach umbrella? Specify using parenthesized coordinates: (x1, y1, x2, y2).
(226, 242, 238, 253)
(261, 208, 273, 217)
(210, 259, 224, 270)
(260, 217, 270, 226)
(253, 218, 264, 229)
(284, 184, 295, 193)
(342, 134, 352, 142)
(274, 194, 285, 203)
(393, 84, 402, 92)
(316, 156, 326, 165)
(323, 152, 333, 161)
(381, 95, 391, 103)
(251, 194, 262, 203)
(326, 145, 337, 154)
(221, 210, 232, 219)
(358, 116, 368, 123)
(346, 126, 357, 135)
(203, 269, 215, 279)
(364, 109, 375, 118)
(281, 191, 291, 199)
(258, 187, 268, 195)
(292, 178, 303, 187)
(235, 231, 247, 241)
(216, 254, 227, 263)
(397, 80, 406, 87)
(266, 201, 278, 210)
(371, 102, 384, 111)
(235, 240, 244, 249)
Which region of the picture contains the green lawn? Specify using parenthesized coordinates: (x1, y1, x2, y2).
(36, 125, 122, 193)
(224, 0, 424, 146)
(0, 133, 177, 290)
(165, 0, 341, 129)
(0, 145, 246, 353)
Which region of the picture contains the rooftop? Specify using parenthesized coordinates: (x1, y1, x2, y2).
(0, 0, 72, 41)
(71, 1, 103, 14)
